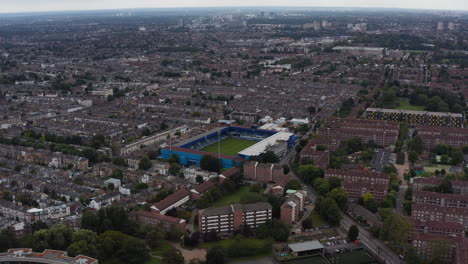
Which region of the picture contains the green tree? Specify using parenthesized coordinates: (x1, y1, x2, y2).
(405, 247, 423, 264)
(328, 177, 342, 190)
(138, 156, 152, 170)
(313, 178, 330, 195)
(327, 187, 348, 210)
(261, 151, 280, 163)
(450, 148, 464, 165)
(200, 155, 221, 172)
(169, 163, 181, 176)
(316, 197, 342, 226)
(409, 135, 424, 154)
(67, 240, 97, 258)
(347, 225, 359, 241)
(82, 148, 98, 163)
(301, 218, 313, 230)
(81, 211, 99, 232)
(285, 179, 301, 190)
(297, 164, 324, 184)
(97, 231, 150, 264)
(206, 246, 227, 264)
(379, 211, 411, 250)
(162, 247, 184, 264)
(408, 151, 418, 163)
(146, 227, 164, 249)
(256, 219, 289, 242)
(363, 192, 378, 213)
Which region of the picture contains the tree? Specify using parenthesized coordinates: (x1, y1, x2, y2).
(282, 164, 290, 174)
(405, 247, 423, 264)
(379, 211, 411, 250)
(82, 148, 98, 163)
(450, 148, 464, 165)
(408, 151, 418, 163)
(327, 187, 348, 210)
(328, 177, 341, 190)
(297, 164, 324, 184)
(437, 178, 453, 194)
(200, 155, 221, 173)
(316, 197, 342, 226)
(162, 247, 184, 264)
(206, 246, 227, 264)
(81, 211, 99, 232)
(261, 151, 280, 163)
(301, 218, 313, 230)
(409, 135, 424, 154)
(146, 227, 164, 249)
(313, 178, 330, 195)
(347, 225, 359, 241)
(67, 240, 97, 258)
(169, 163, 181, 176)
(97, 231, 150, 264)
(428, 239, 450, 264)
(256, 219, 289, 242)
(363, 192, 378, 213)
(196, 175, 204, 184)
(285, 179, 301, 190)
(138, 156, 152, 170)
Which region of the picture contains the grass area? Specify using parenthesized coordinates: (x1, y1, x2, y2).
(310, 211, 328, 227)
(200, 137, 257, 156)
(144, 257, 162, 264)
(200, 238, 268, 249)
(212, 186, 251, 207)
(420, 163, 452, 174)
(151, 240, 173, 256)
(395, 98, 425, 111)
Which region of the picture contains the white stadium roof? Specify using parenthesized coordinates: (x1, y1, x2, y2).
(238, 131, 294, 157)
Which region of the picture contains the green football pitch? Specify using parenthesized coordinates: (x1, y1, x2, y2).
(200, 137, 257, 156)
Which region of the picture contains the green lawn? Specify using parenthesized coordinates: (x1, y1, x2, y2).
(395, 98, 425, 111)
(200, 137, 257, 156)
(200, 237, 268, 249)
(310, 211, 328, 227)
(212, 186, 251, 207)
(420, 163, 452, 174)
(144, 257, 162, 264)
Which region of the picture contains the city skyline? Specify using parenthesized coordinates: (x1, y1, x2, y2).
(1, 0, 467, 13)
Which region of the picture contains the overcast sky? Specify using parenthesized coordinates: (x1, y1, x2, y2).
(0, 0, 467, 13)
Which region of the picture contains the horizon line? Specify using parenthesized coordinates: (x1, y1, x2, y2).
(0, 5, 467, 15)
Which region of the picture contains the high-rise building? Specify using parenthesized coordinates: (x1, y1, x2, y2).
(437, 21, 444, 31)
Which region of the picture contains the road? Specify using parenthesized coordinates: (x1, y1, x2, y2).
(299, 181, 404, 264)
(283, 150, 404, 264)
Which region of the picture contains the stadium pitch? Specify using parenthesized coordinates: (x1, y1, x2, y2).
(200, 137, 257, 156)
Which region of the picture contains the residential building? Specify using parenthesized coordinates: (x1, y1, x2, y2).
(151, 189, 190, 214)
(281, 191, 307, 225)
(198, 202, 272, 234)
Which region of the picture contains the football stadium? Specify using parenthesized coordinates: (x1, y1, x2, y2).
(160, 126, 297, 168)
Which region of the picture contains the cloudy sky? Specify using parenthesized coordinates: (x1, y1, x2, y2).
(0, 0, 466, 13)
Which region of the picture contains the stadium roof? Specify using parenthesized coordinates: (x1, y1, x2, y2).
(238, 131, 294, 157)
(288, 240, 324, 252)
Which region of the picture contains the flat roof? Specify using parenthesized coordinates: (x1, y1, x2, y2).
(238, 131, 294, 157)
(288, 240, 324, 252)
(175, 127, 225, 147)
(366, 108, 463, 117)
